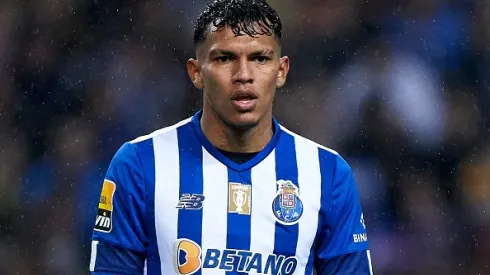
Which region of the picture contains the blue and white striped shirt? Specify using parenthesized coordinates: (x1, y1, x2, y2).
(90, 110, 373, 275)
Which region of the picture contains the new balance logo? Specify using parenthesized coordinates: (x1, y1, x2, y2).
(176, 193, 205, 210)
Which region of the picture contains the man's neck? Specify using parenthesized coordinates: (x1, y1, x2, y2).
(200, 109, 273, 153)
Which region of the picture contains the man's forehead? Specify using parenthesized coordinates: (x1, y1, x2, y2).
(198, 25, 279, 55)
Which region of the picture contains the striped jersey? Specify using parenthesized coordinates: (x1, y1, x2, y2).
(90, 110, 372, 275)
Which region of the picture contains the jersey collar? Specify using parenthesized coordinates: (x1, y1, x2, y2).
(191, 109, 282, 172)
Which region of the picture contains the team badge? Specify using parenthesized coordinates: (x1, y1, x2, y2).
(94, 179, 116, 233)
(228, 182, 251, 215)
(272, 180, 303, 225)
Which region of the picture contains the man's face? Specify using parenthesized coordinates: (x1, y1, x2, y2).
(187, 24, 289, 129)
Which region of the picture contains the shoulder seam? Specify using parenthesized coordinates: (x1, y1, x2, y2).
(130, 117, 192, 144)
(279, 125, 338, 155)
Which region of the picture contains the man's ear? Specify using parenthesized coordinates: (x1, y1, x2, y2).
(187, 58, 204, 89)
(276, 56, 289, 88)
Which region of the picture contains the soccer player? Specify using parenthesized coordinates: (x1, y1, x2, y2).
(89, 0, 373, 274)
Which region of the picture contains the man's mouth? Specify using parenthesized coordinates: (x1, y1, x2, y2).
(231, 90, 258, 111)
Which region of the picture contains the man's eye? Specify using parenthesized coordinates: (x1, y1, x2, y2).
(216, 56, 231, 63)
(253, 56, 270, 64)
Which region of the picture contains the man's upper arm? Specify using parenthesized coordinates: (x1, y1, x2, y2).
(90, 142, 147, 274)
(315, 153, 373, 275)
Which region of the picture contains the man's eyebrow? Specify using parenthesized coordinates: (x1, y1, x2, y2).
(249, 49, 275, 56)
(208, 49, 275, 56)
(209, 49, 237, 56)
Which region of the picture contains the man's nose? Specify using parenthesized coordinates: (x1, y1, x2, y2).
(232, 58, 254, 84)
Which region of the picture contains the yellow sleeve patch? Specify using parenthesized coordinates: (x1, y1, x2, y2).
(98, 179, 116, 211)
(94, 179, 116, 233)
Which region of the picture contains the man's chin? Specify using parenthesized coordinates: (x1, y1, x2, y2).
(225, 113, 260, 131)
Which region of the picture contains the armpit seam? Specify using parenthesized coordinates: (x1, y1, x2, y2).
(93, 238, 146, 253)
(320, 248, 369, 261)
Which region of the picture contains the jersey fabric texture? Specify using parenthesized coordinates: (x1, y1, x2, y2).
(89, 110, 373, 275)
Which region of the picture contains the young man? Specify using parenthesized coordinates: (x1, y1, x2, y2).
(89, 0, 373, 274)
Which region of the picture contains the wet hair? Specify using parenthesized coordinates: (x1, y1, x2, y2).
(193, 0, 282, 47)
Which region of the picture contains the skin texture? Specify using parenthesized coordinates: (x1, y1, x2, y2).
(187, 24, 290, 153)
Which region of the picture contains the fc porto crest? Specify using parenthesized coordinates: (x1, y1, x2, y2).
(272, 180, 303, 225)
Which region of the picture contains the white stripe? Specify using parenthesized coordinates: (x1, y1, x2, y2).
(249, 150, 277, 275)
(153, 128, 181, 274)
(293, 137, 322, 275)
(201, 148, 229, 275)
(89, 240, 99, 271)
(367, 250, 374, 274)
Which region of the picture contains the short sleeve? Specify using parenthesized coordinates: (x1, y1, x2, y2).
(315, 154, 371, 273)
(89, 142, 147, 274)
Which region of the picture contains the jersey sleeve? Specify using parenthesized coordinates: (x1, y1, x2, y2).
(314, 154, 372, 274)
(89, 142, 147, 274)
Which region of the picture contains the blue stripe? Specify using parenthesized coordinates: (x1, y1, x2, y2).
(177, 124, 204, 275)
(309, 148, 337, 273)
(273, 132, 299, 257)
(317, 148, 336, 232)
(133, 139, 161, 274)
(304, 251, 316, 275)
(226, 168, 252, 275)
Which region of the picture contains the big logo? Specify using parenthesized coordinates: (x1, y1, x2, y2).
(173, 238, 298, 275)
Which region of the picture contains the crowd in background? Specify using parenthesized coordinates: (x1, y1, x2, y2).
(1, 0, 489, 274)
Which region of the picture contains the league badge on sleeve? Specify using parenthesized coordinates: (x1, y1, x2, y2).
(272, 180, 303, 225)
(94, 179, 116, 233)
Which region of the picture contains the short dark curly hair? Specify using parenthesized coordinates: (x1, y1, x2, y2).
(193, 0, 282, 47)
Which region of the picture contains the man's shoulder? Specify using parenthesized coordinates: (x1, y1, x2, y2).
(279, 124, 339, 158)
(110, 117, 194, 165)
(129, 116, 193, 145)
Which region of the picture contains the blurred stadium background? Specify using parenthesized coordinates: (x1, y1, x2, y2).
(1, 0, 489, 274)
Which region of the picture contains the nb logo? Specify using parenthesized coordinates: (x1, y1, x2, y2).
(176, 193, 205, 210)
